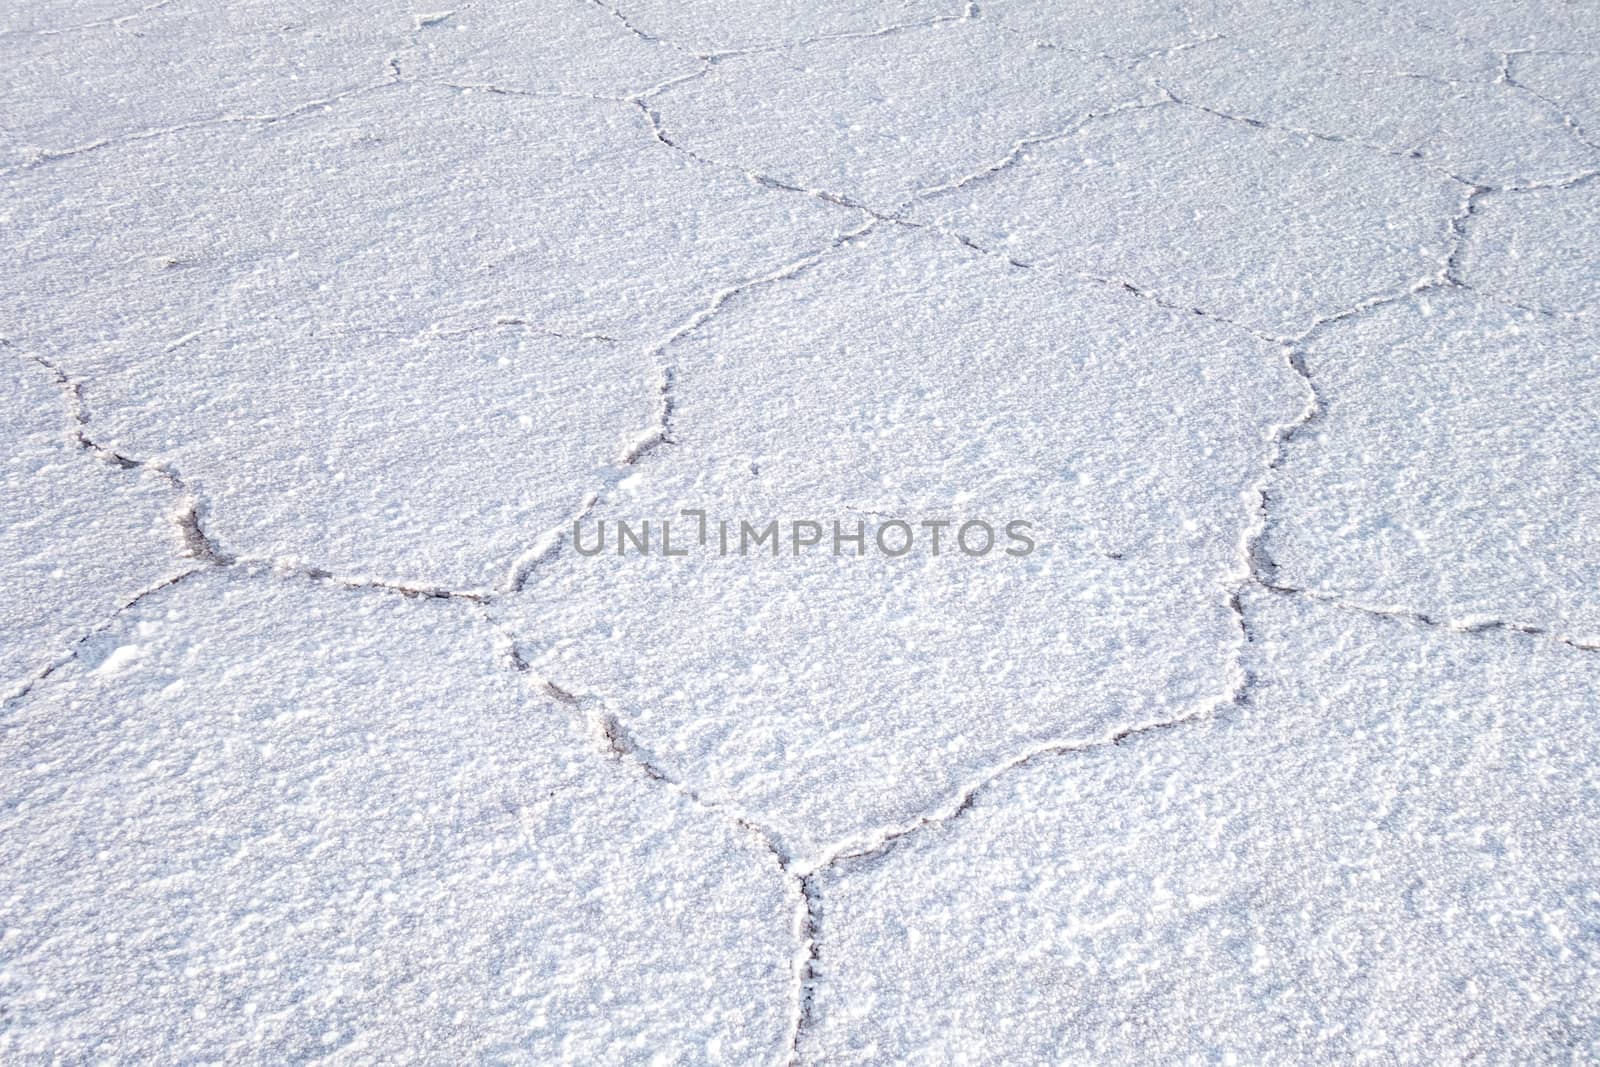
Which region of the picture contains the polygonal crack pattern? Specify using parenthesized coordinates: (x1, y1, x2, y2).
(3, 0, 1599, 1060)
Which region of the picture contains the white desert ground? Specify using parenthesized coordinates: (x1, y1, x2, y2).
(2, 0, 1599, 1063)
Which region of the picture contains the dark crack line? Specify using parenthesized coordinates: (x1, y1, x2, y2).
(635, 63, 1173, 225)
(503, 491, 600, 594)
(0, 0, 173, 37)
(816, 680, 1254, 875)
(429, 53, 712, 107)
(0, 568, 204, 710)
(621, 214, 880, 463)
(1496, 166, 1600, 194)
(1164, 89, 1455, 175)
(4, 561, 497, 714)
(506, 217, 881, 595)
(577, 0, 977, 62)
(1248, 0, 1598, 155)
(931, 225, 1283, 345)
(802, 299, 1298, 871)
(634, 95, 897, 221)
(784, 655, 1256, 1057)
(1258, 582, 1600, 654)
(5, 77, 406, 175)
(628, 58, 1591, 352)
(633, 88, 1273, 351)
(617, 216, 880, 467)
(692, 8, 976, 61)
(503, 661, 812, 1065)
(986, 17, 1223, 68)
(815, 97, 1485, 350)
(1257, 171, 1485, 349)
(587, 0, 678, 49)
(429, 73, 907, 598)
(18, 349, 493, 603)
(786, 874, 822, 1067)
(426, 317, 621, 345)
(24, 351, 221, 565)
(1439, 181, 1496, 289)
(1230, 177, 1600, 659)
(286, 563, 491, 603)
(1163, 88, 1600, 190)
(907, 95, 1176, 208)
(633, 79, 1542, 354)
(507, 609, 1253, 1065)
(432, 78, 645, 105)
(1499, 50, 1600, 154)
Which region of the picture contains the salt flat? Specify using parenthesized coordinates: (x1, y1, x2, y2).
(3, 0, 1598, 1062)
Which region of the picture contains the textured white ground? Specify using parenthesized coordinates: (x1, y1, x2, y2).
(2, 0, 1598, 1063)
